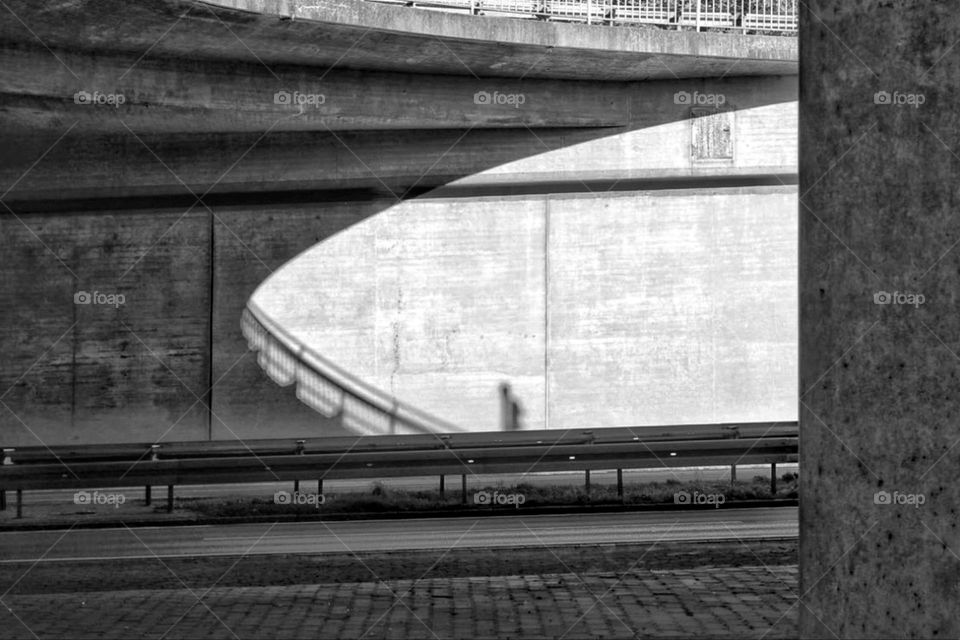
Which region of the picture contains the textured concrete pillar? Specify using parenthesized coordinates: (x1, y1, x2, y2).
(801, 2, 960, 637)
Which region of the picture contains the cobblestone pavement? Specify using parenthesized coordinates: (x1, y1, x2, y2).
(0, 564, 797, 639)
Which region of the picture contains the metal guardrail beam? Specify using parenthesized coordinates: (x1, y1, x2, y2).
(0, 424, 798, 516)
(2, 422, 797, 465)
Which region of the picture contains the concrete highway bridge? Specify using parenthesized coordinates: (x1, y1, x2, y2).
(1, 2, 955, 638)
(0, 0, 797, 444)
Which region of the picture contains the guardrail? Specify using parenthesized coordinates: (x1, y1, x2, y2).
(366, 0, 798, 34)
(0, 422, 797, 517)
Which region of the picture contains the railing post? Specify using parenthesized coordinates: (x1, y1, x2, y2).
(145, 485, 151, 506)
(167, 485, 174, 513)
(461, 474, 467, 504)
(0, 489, 5, 511)
(616, 468, 623, 502)
(587, 0, 592, 24)
(16, 488, 22, 519)
(585, 469, 590, 501)
(770, 462, 777, 495)
(318, 478, 323, 495)
(730, 464, 736, 484)
(294, 479, 300, 493)
(439, 474, 445, 499)
(696, 0, 701, 31)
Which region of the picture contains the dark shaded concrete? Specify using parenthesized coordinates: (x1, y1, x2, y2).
(0, 74, 797, 204)
(799, 1, 960, 637)
(0, 209, 211, 444)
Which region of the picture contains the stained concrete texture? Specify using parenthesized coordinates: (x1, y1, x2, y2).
(800, 1, 960, 637)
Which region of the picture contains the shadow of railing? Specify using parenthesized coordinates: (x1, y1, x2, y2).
(243, 300, 471, 436)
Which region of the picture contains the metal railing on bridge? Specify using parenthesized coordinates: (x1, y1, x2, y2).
(366, 0, 797, 34)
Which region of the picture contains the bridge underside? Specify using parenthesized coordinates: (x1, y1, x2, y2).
(0, 0, 796, 444)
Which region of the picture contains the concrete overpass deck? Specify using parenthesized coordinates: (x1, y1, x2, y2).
(0, 0, 795, 84)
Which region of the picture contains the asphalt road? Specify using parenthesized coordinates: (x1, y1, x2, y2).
(0, 507, 796, 563)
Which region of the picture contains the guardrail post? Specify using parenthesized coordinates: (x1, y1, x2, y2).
(584, 469, 590, 500)
(318, 478, 323, 495)
(730, 464, 736, 484)
(145, 485, 151, 506)
(167, 485, 174, 513)
(461, 474, 467, 504)
(294, 480, 300, 493)
(616, 469, 623, 502)
(1, 449, 10, 512)
(439, 474, 445, 499)
(16, 488, 22, 519)
(770, 462, 777, 495)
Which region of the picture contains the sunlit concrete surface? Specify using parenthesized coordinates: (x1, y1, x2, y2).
(252, 185, 796, 430)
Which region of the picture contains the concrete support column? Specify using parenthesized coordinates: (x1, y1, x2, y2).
(801, 2, 960, 636)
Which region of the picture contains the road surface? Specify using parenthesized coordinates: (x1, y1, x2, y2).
(0, 507, 796, 563)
